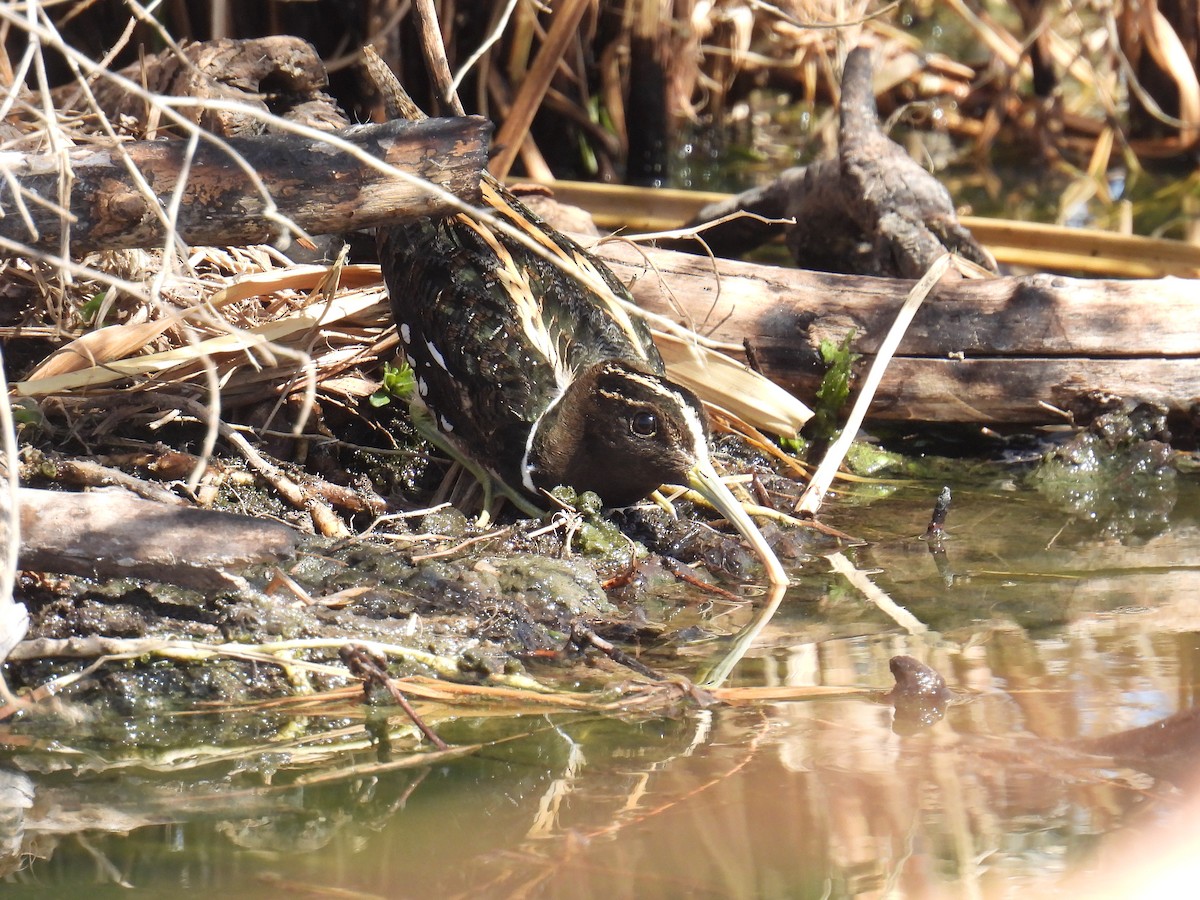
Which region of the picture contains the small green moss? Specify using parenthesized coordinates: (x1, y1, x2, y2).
(844, 441, 906, 476)
(810, 331, 859, 440)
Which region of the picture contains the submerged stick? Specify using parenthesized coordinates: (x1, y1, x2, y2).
(572, 624, 667, 682)
(828, 552, 928, 635)
(925, 486, 952, 540)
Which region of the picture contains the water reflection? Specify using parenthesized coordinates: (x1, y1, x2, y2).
(5, 478, 1200, 895)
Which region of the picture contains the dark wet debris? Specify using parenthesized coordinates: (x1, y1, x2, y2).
(883, 655, 955, 734)
(1031, 401, 1178, 540)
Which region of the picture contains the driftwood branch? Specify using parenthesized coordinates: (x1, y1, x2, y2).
(71, 36, 352, 136)
(592, 240, 1200, 424)
(0, 117, 491, 253)
(17, 488, 300, 591)
(682, 46, 995, 278)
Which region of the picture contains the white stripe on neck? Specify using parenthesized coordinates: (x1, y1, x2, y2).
(521, 386, 569, 494)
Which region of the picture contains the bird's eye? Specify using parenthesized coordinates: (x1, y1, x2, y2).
(630, 411, 658, 437)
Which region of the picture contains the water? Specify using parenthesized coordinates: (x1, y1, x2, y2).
(5, 471, 1200, 896)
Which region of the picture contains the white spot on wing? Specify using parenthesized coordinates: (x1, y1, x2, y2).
(400, 323, 411, 344)
(426, 340, 449, 371)
(417, 376, 428, 398)
(440, 415, 454, 432)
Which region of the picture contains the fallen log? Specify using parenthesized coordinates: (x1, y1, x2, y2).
(590, 240, 1200, 424)
(0, 117, 491, 254)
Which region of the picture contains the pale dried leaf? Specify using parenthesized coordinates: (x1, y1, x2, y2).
(25, 319, 175, 380)
(655, 331, 812, 436)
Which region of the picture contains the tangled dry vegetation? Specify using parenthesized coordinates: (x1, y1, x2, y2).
(0, 0, 1196, 710)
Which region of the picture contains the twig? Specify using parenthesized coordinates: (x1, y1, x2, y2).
(412, 0, 466, 115)
(488, 0, 592, 180)
(409, 525, 513, 562)
(827, 551, 928, 634)
(169, 395, 350, 538)
(30, 454, 186, 505)
(449, 0, 522, 98)
(570, 625, 666, 682)
(662, 560, 745, 602)
(341, 644, 449, 751)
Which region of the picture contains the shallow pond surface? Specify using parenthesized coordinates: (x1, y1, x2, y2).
(5, 470, 1200, 897)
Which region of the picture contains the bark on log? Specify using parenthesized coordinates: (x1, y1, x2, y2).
(590, 240, 1200, 424)
(0, 117, 491, 254)
(17, 488, 300, 591)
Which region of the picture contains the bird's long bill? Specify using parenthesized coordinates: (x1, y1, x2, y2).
(688, 459, 789, 588)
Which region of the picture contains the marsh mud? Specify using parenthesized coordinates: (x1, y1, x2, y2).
(4, 463, 824, 713)
(5, 430, 1200, 894)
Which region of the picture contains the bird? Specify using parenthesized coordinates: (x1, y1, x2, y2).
(364, 47, 787, 587)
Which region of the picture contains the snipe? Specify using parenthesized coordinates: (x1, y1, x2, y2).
(365, 47, 787, 586)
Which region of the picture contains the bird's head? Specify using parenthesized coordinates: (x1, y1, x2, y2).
(524, 360, 707, 506)
(525, 359, 788, 586)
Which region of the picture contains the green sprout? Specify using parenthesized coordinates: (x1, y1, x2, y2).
(369, 361, 416, 408)
(79, 290, 108, 327)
